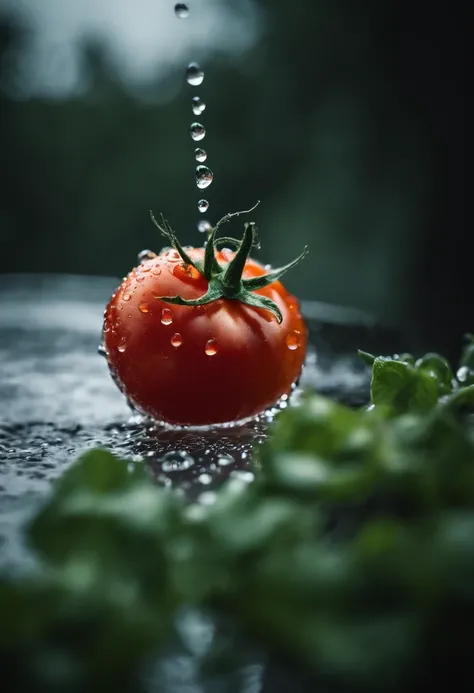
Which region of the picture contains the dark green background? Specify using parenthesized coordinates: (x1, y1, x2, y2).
(0, 0, 466, 357)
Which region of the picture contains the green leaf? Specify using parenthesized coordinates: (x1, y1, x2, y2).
(415, 352, 454, 393)
(371, 358, 439, 414)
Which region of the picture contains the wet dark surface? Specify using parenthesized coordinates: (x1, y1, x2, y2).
(0, 274, 400, 692)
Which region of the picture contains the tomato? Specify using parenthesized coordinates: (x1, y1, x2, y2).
(102, 220, 307, 426)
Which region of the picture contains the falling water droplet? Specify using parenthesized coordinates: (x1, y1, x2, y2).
(161, 308, 173, 325)
(192, 96, 206, 115)
(198, 199, 209, 213)
(171, 333, 183, 347)
(194, 147, 207, 162)
(190, 122, 206, 141)
(174, 3, 189, 19)
(186, 63, 204, 86)
(137, 249, 156, 263)
(205, 338, 218, 356)
(197, 220, 212, 234)
(139, 303, 149, 314)
(196, 165, 213, 189)
(286, 330, 301, 350)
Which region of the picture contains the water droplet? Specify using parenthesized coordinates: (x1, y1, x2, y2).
(198, 473, 212, 485)
(196, 165, 213, 189)
(197, 219, 212, 234)
(186, 62, 204, 86)
(139, 303, 149, 314)
(192, 96, 206, 115)
(138, 249, 156, 263)
(117, 340, 127, 353)
(98, 343, 106, 357)
(217, 453, 233, 467)
(230, 470, 255, 483)
(198, 199, 209, 213)
(173, 263, 200, 280)
(205, 338, 218, 356)
(190, 122, 206, 141)
(174, 3, 189, 19)
(152, 267, 162, 276)
(161, 450, 194, 472)
(136, 275, 145, 282)
(198, 491, 217, 506)
(123, 293, 131, 302)
(194, 148, 207, 162)
(286, 330, 301, 350)
(171, 333, 183, 347)
(161, 308, 173, 325)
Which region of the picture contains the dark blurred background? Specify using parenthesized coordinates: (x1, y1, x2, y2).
(0, 0, 466, 358)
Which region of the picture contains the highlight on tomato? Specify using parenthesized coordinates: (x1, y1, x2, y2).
(102, 208, 308, 426)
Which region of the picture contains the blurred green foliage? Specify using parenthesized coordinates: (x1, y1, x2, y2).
(0, 1, 465, 352)
(1, 338, 474, 691)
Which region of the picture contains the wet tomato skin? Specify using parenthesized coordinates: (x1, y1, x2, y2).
(103, 247, 307, 426)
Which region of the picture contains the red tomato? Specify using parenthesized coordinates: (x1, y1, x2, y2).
(103, 246, 307, 426)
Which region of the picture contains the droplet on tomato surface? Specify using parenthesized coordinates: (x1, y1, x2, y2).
(174, 3, 189, 19)
(198, 199, 209, 213)
(152, 266, 162, 276)
(139, 303, 149, 314)
(192, 96, 206, 115)
(205, 338, 218, 356)
(136, 275, 145, 282)
(186, 62, 204, 86)
(117, 340, 127, 353)
(161, 308, 173, 325)
(286, 330, 301, 350)
(194, 147, 207, 162)
(137, 249, 156, 263)
(123, 293, 131, 302)
(171, 333, 183, 347)
(173, 263, 200, 280)
(196, 165, 213, 189)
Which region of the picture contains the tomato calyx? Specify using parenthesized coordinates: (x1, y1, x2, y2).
(149, 209, 308, 324)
